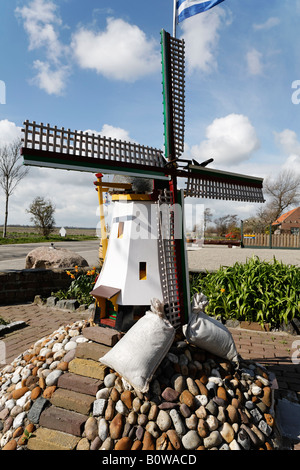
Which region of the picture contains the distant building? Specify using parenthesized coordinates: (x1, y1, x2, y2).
(272, 207, 300, 234)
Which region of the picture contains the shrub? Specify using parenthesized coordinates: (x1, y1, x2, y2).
(54, 266, 99, 306)
(190, 256, 300, 328)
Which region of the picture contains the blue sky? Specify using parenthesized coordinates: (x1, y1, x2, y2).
(0, 0, 300, 229)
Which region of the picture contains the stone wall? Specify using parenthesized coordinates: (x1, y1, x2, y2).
(0, 269, 78, 305)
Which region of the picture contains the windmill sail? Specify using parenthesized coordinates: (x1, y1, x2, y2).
(21, 120, 168, 181)
(161, 30, 185, 161)
(185, 165, 265, 203)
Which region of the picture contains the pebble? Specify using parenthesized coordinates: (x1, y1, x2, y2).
(0, 318, 279, 451)
(156, 410, 172, 432)
(85, 417, 98, 441)
(104, 373, 116, 388)
(45, 370, 63, 386)
(203, 431, 222, 449)
(98, 418, 109, 442)
(182, 430, 201, 450)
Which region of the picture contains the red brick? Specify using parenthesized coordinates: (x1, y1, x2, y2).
(39, 406, 87, 436)
(57, 372, 103, 396)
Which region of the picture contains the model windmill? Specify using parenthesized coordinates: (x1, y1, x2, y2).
(21, 30, 264, 331)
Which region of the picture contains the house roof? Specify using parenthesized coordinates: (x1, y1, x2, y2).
(272, 207, 299, 225)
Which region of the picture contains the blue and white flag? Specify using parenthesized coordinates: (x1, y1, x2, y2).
(176, 0, 225, 23)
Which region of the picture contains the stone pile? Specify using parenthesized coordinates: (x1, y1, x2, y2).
(0, 320, 280, 451)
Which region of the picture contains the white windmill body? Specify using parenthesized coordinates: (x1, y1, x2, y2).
(91, 191, 165, 330)
(94, 194, 163, 305)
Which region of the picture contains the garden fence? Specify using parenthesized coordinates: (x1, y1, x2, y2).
(243, 233, 300, 249)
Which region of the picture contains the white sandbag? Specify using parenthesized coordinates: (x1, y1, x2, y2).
(100, 299, 175, 393)
(183, 293, 239, 364)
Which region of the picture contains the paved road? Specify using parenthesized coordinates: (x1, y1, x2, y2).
(0, 240, 100, 271)
(187, 245, 300, 272)
(1, 240, 300, 272)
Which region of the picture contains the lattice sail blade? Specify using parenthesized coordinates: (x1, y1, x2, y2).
(185, 165, 265, 203)
(161, 30, 185, 161)
(21, 120, 168, 180)
(157, 189, 182, 328)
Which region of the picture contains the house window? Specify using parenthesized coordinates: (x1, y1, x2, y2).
(118, 222, 124, 238)
(139, 262, 147, 280)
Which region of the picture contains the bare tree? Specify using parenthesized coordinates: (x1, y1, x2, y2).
(26, 196, 56, 238)
(0, 140, 29, 237)
(214, 214, 238, 237)
(264, 169, 300, 220)
(204, 207, 213, 231)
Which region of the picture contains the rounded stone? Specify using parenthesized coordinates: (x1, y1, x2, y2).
(185, 413, 198, 430)
(180, 390, 195, 409)
(206, 415, 219, 431)
(109, 413, 124, 440)
(217, 386, 228, 403)
(104, 373, 116, 388)
(182, 430, 202, 450)
(142, 431, 155, 450)
(220, 422, 235, 443)
(156, 410, 172, 432)
(77, 438, 90, 450)
(167, 429, 182, 450)
(45, 370, 63, 386)
(114, 437, 132, 450)
(11, 387, 29, 400)
(170, 408, 186, 436)
(203, 431, 222, 449)
(146, 421, 160, 439)
(98, 418, 109, 442)
(229, 439, 241, 450)
(237, 429, 251, 450)
(85, 417, 98, 441)
(115, 399, 129, 415)
(262, 387, 272, 407)
(161, 387, 179, 402)
(227, 404, 239, 424)
(64, 342, 77, 351)
(31, 386, 42, 400)
(186, 378, 199, 396)
(180, 403, 191, 418)
(43, 385, 56, 399)
(121, 390, 134, 409)
(148, 403, 159, 421)
(197, 419, 209, 438)
(2, 439, 17, 451)
(173, 375, 186, 394)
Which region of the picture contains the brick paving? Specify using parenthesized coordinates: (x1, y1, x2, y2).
(0, 302, 91, 366)
(0, 302, 299, 449)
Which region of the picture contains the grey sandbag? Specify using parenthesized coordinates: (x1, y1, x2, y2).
(100, 299, 175, 393)
(183, 293, 239, 364)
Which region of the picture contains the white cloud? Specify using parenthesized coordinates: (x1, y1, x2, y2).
(246, 48, 264, 75)
(275, 129, 300, 156)
(15, 0, 64, 62)
(32, 60, 70, 95)
(275, 129, 300, 174)
(71, 17, 160, 82)
(15, 0, 69, 95)
(179, 7, 229, 74)
(0, 120, 22, 145)
(85, 124, 136, 142)
(190, 114, 260, 166)
(253, 17, 280, 31)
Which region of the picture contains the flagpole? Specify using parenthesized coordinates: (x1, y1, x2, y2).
(173, 0, 177, 37)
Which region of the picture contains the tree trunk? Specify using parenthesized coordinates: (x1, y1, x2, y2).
(3, 194, 9, 238)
